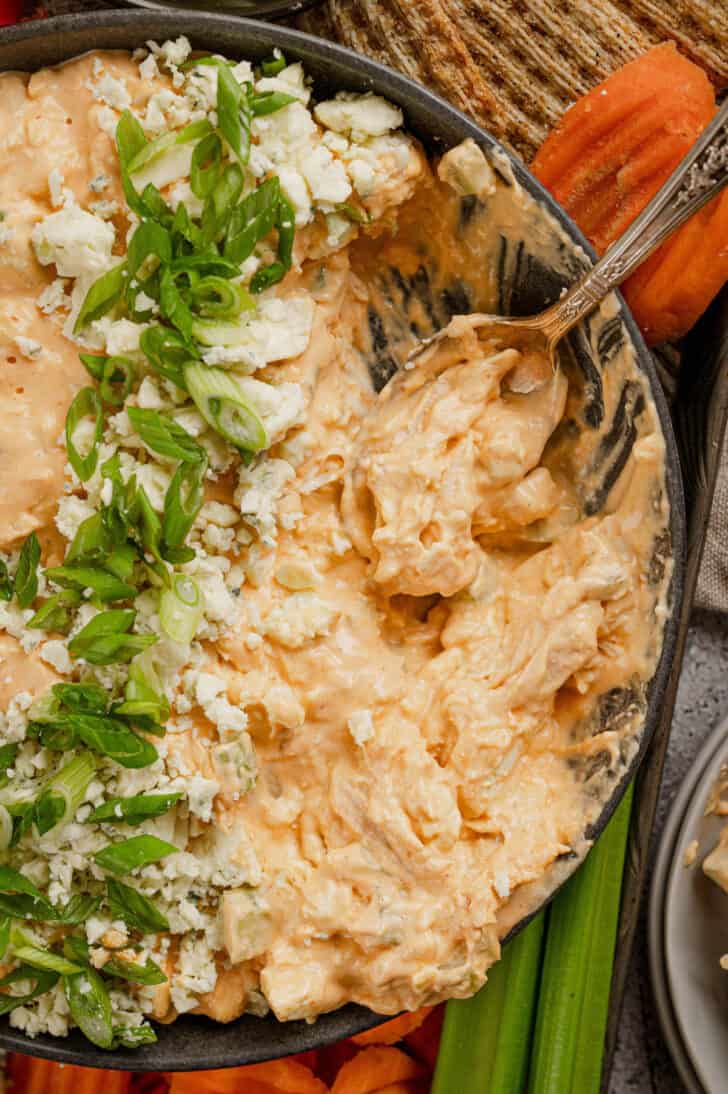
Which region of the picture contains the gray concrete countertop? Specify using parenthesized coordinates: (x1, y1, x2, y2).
(610, 609, 728, 1093)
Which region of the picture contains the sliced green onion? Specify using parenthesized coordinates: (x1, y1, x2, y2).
(45, 564, 136, 603)
(113, 660, 170, 726)
(12, 940, 81, 975)
(0, 806, 12, 851)
(159, 573, 203, 643)
(55, 894, 102, 925)
(66, 387, 103, 482)
(64, 967, 114, 1049)
(140, 182, 173, 226)
(189, 276, 250, 319)
(73, 262, 127, 334)
(88, 791, 181, 827)
(116, 110, 149, 217)
(184, 363, 267, 452)
(127, 118, 213, 176)
(27, 588, 82, 633)
(0, 560, 12, 602)
(66, 511, 111, 565)
(250, 193, 295, 294)
(127, 220, 172, 283)
(14, 531, 41, 609)
(103, 954, 167, 985)
(94, 834, 177, 876)
(68, 608, 157, 665)
(162, 459, 206, 552)
(112, 1024, 158, 1048)
(191, 132, 222, 199)
(106, 877, 170, 933)
(0, 744, 18, 790)
(34, 753, 96, 836)
(70, 713, 158, 769)
(224, 175, 280, 266)
(190, 314, 256, 347)
(51, 681, 108, 714)
(261, 51, 286, 76)
(336, 201, 370, 225)
(169, 253, 240, 278)
(126, 406, 206, 464)
(0, 866, 56, 921)
(217, 63, 251, 166)
(0, 965, 60, 1015)
(159, 266, 194, 340)
(249, 89, 296, 116)
(201, 162, 245, 244)
(140, 324, 196, 391)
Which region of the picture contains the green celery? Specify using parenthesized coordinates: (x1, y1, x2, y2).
(528, 784, 633, 1093)
(432, 911, 545, 1094)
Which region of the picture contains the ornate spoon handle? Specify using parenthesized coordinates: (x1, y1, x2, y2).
(540, 97, 728, 345)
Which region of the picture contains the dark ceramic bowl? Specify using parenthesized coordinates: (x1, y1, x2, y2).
(123, 0, 321, 21)
(0, 11, 686, 1071)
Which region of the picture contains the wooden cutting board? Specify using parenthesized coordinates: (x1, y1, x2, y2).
(299, 0, 728, 161)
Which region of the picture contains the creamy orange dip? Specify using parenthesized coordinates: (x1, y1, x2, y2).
(0, 42, 670, 1039)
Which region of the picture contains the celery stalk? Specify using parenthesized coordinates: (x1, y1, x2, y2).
(528, 784, 634, 1093)
(432, 910, 546, 1094)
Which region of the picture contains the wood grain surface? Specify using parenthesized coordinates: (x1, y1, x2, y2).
(300, 0, 728, 160)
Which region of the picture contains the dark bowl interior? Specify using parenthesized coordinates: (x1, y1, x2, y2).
(0, 11, 686, 1071)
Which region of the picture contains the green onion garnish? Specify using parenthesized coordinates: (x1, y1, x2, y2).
(126, 406, 206, 464)
(102, 954, 167, 985)
(140, 324, 196, 391)
(14, 531, 40, 609)
(159, 573, 203, 643)
(127, 118, 213, 177)
(66, 387, 104, 482)
(73, 262, 127, 334)
(162, 458, 206, 553)
(249, 89, 296, 116)
(0, 866, 56, 921)
(68, 608, 157, 666)
(184, 363, 267, 452)
(188, 275, 251, 320)
(88, 791, 181, 827)
(106, 877, 170, 933)
(261, 51, 286, 76)
(33, 752, 96, 836)
(64, 967, 114, 1049)
(0, 560, 12, 602)
(45, 563, 137, 603)
(94, 834, 177, 876)
(27, 589, 82, 633)
(0, 965, 60, 1015)
(224, 174, 280, 266)
(216, 63, 252, 167)
(191, 131, 223, 199)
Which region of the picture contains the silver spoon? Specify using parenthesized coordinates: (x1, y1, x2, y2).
(402, 97, 728, 376)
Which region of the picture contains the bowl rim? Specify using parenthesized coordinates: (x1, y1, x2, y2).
(0, 9, 687, 1071)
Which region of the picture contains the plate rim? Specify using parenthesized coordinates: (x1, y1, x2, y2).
(648, 716, 728, 1094)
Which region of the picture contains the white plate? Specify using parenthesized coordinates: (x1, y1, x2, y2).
(650, 715, 728, 1094)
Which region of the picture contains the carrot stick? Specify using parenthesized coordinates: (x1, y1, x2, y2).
(168, 1059, 327, 1094)
(331, 1047, 425, 1094)
(532, 41, 726, 343)
(6, 1055, 132, 1094)
(352, 1008, 433, 1047)
(403, 1005, 444, 1071)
